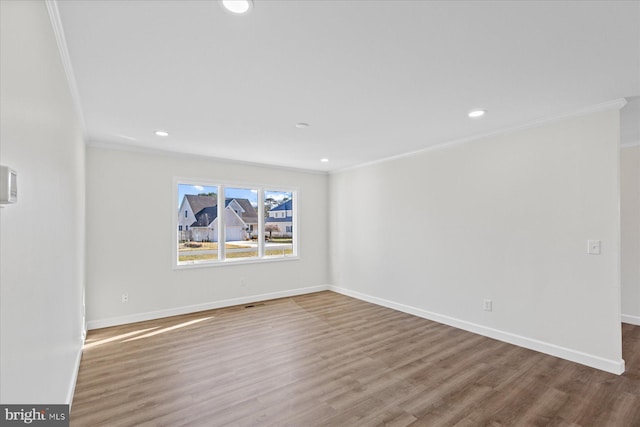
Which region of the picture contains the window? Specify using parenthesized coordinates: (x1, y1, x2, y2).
(224, 187, 258, 260)
(176, 182, 297, 266)
(264, 190, 294, 258)
(177, 184, 218, 263)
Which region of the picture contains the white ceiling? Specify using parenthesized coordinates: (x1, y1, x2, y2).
(55, 0, 640, 172)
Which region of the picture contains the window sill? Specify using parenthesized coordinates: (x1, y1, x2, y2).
(173, 255, 300, 270)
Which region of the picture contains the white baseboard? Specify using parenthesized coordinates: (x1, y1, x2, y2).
(622, 314, 640, 326)
(86, 285, 330, 330)
(329, 286, 625, 375)
(66, 339, 84, 408)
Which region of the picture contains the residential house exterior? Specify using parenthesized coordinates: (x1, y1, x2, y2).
(226, 198, 258, 238)
(178, 195, 258, 242)
(265, 199, 293, 238)
(178, 195, 215, 239)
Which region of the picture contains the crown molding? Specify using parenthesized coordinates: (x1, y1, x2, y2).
(45, 0, 87, 137)
(332, 98, 628, 175)
(87, 139, 329, 176)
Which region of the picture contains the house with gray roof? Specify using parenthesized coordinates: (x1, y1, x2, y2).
(178, 195, 258, 242)
(265, 199, 293, 238)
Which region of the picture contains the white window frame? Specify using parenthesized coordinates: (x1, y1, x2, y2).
(173, 177, 299, 269)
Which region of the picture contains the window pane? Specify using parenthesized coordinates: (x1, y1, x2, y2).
(224, 187, 259, 260)
(264, 190, 294, 257)
(178, 184, 219, 263)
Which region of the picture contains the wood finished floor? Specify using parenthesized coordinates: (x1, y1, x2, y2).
(71, 291, 640, 427)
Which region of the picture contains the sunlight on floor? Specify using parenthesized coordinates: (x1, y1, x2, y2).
(123, 317, 214, 342)
(84, 327, 159, 349)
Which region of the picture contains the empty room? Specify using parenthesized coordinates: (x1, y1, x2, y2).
(1, 0, 639, 426)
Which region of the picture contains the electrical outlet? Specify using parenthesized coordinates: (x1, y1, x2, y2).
(121, 293, 129, 303)
(483, 299, 492, 312)
(587, 240, 601, 255)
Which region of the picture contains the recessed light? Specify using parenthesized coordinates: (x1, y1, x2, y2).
(221, 0, 253, 15)
(295, 123, 310, 129)
(154, 130, 169, 137)
(468, 109, 486, 118)
(320, 158, 329, 163)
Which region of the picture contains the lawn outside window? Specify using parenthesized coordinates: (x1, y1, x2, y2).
(175, 179, 298, 267)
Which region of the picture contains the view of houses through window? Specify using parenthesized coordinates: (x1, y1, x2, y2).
(264, 190, 294, 257)
(177, 183, 295, 265)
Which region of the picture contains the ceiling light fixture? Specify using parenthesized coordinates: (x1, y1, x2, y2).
(154, 130, 169, 137)
(295, 123, 310, 129)
(320, 158, 329, 163)
(468, 109, 486, 118)
(221, 0, 253, 15)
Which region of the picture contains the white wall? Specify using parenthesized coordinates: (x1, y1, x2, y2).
(621, 145, 640, 325)
(85, 146, 328, 327)
(329, 108, 624, 373)
(0, 0, 85, 404)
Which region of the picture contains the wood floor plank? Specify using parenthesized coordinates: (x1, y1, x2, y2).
(71, 291, 640, 426)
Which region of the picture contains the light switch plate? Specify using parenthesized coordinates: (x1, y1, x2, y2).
(588, 240, 601, 255)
